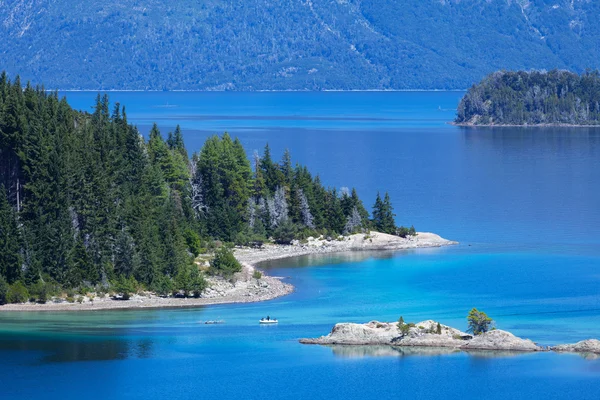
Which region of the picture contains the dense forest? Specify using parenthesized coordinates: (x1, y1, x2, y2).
(0, 73, 410, 304)
(1, 1, 600, 90)
(455, 70, 600, 126)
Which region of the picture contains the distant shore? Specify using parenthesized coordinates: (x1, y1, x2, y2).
(0, 232, 456, 312)
(450, 121, 600, 128)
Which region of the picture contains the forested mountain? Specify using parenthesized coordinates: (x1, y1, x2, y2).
(0, 73, 405, 303)
(1, 1, 600, 90)
(455, 70, 600, 125)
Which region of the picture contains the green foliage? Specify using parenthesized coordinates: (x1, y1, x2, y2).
(0, 72, 414, 295)
(0, 275, 8, 305)
(29, 280, 58, 304)
(252, 270, 262, 280)
(372, 192, 396, 234)
(174, 264, 206, 298)
(210, 246, 242, 277)
(397, 316, 405, 329)
(112, 275, 138, 300)
(272, 220, 299, 245)
(397, 225, 416, 238)
(467, 308, 493, 335)
(0, 186, 22, 283)
(152, 275, 173, 297)
(456, 70, 600, 126)
(436, 322, 442, 335)
(6, 281, 29, 304)
(184, 228, 203, 257)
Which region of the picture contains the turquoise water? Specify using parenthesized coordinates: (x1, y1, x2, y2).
(1, 92, 600, 399)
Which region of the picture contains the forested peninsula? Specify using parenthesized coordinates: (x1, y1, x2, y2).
(455, 70, 600, 126)
(0, 73, 446, 308)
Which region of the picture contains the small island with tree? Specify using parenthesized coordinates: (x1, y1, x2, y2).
(455, 70, 600, 126)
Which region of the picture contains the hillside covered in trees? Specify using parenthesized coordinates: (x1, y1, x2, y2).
(0, 73, 411, 304)
(1, 1, 600, 90)
(455, 70, 600, 126)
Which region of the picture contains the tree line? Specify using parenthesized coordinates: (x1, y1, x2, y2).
(0, 72, 414, 304)
(456, 70, 600, 126)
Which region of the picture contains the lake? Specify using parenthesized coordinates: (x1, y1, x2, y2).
(1, 91, 599, 399)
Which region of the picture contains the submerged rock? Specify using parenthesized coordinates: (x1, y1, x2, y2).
(551, 339, 600, 354)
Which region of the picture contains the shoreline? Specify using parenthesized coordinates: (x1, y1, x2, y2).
(0, 231, 456, 312)
(450, 121, 600, 128)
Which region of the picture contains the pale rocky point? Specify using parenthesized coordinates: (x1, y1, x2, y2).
(0, 231, 455, 312)
(300, 320, 600, 355)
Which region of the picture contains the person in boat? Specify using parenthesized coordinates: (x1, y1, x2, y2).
(267, 316, 270, 321)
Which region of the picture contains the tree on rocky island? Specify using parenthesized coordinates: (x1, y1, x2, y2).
(372, 192, 396, 234)
(467, 308, 493, 335)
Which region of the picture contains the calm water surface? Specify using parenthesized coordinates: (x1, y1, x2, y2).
(1, 92, 599, 399)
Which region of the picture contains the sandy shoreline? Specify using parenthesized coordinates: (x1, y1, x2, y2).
(0, 232, 456, 312)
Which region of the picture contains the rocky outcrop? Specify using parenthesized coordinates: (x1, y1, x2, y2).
(300, 320, 472, 348)
(460, 330, 543, 352)
(551, 339, 600, 354)
(300, 321, 400, 345)
(300, 320, 544, 352)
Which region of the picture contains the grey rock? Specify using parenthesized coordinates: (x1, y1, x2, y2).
(460, 330, 543, 352)
(551, 339, 600, 354)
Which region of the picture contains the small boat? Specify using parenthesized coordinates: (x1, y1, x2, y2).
(204, 320, 225, 324)
(259, 318, 278, 324)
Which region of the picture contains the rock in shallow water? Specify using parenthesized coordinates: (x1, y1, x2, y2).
(551, 339, 600, 354)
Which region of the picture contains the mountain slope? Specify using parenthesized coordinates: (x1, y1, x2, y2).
(1, 0, 599, 90)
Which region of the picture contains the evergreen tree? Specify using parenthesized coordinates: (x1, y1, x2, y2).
(372, 192, 396, 234)
(0, 186, 22, 283)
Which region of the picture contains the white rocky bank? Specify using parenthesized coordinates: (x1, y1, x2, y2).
(300, 320, 544, 352)
(234, 231, 457, 265)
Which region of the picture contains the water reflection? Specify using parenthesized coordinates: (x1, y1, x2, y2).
(326, 344, 546, 359)
(259, 250, 406, 270)
(0, 335, 155, 364)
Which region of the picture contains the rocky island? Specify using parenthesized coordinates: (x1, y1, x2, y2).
(301, 313, 600, 355)
(300, 320, 544, 352)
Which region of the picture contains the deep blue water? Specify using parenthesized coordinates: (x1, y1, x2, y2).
(1, 92, 600, 399)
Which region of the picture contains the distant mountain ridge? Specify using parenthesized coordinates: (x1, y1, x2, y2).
(1, 0, 599, 90)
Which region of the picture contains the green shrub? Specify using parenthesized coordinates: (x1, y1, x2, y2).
(29, 280, 55, 304)
(174, 265, 207, 297)
(112, 275, 138, 300)
(184, 228, 203, 257)
(272, 220, 299, 245)
(78, 286, 90, 296)
(153, 275, 174, 297)
(210, 246, 242, 277)
(252, 270, 262, 280)
(7, 281, 29, 304)
(397, 316, 405, 329)
(397, 225, 417, 238)
(66, 296, 75, 303)
(436, 322, 442, 335)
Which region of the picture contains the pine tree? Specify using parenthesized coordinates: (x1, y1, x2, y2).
(372, 192, 396, 234)
(0, 186, 22, 283)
